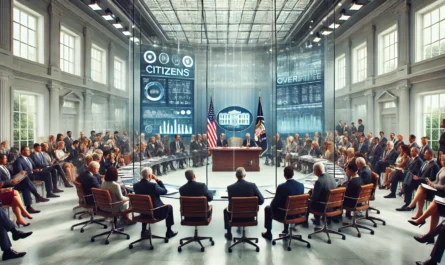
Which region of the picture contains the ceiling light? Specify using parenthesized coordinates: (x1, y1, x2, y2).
(112, 18, 123, 29)
(122, 28, 131, 36)
(102, 8, 113, 20)
(329, 23, 340, 29)
(350, 1, 363, 11)
(88, 0, 101, 11)
(130, 37, 139, 42)
(339, 9, 350, 21)
(321, 28, 333, 35)
(313, 33, 321, 43)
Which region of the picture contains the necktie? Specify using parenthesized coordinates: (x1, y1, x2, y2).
(384, 150, 390, 161)
(176, 142, 179, 150)
(421, 161, 429, 172)
(1, 166, 10, 179)
(25, 157, 32, 169)
(39, 152, 45, 165)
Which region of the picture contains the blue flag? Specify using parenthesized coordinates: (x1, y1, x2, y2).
(255, 97, 267, 156)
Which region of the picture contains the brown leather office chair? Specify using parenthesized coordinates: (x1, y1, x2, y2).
(128, 194, 169, 250)
(228, 137, 242, 147)
(271, 194, 311, 251)
(90, 188, 130, 244)
(362, 173, 386, 226)
(338, 184, 375, 237)
(71, 182, 107, 232)
(308, 187, 347, 244)
(178, 196, 214, 252)
(227, 197, 259, 253)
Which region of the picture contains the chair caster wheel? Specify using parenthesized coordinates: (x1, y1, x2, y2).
(180, 240, 183, 245)
(71, 227, 74, 231)
(233, 238, 236, 243)
(308, 235, 312, 239)
(127, 236, 130, 240)
(342, 236, 346, 240)
(129, 245, 133, 249)
(373, 224, 377, 228)
(105, 240, 109, 245)
(371, 231, 374, 235)
(91, 238, 95, 242)
(383, 222, 386, 226)
(178, 247, 181, 252)
(228, 248, 232, 253)
(307, 244, 311, 248)
(80, 229, 84, 233)
(338, 229, 341, 232)
(201, 247, 205, 252)
(327, 239, 331, 244)
(78, 217, 82, 220)
(165, 239, 169, 243)
(287, 247, 291, 251)
(256, 247, 260, 252)
(211, 241, 215, 246)
(357, 233, 361, 238)
(272, 241, 276, 245)
(104, 225, 108, 229)
(150, 246, 154, 250)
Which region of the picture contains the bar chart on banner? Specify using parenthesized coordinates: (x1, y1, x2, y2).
(141, 107, 194, 135)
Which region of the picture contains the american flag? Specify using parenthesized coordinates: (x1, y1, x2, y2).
(207, 97, 217, 148)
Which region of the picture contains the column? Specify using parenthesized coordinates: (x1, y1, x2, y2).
(365, 90, 375, 134)
(47, 82, 62, 135)
(108, 42, 115, 91)
(0, 0, 12, 55)
(83, 89, 94, 131)
(0, 72, 12, 142)
(397, 2, 410, 75)
(48, 1, 62, 76)
(83, 27, 92, 85)
(366, 25, 376, 86)
(398, 84, 410, 138)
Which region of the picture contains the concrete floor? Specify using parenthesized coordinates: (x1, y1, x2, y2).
(1, 174, 439, 265)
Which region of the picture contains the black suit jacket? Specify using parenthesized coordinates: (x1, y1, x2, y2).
(13, 156, 36, 175)
(336, 124, 344, 135)
(179, 181, 213, 202)
(77, 171, 101, 205)
(394, 140, 405, 151)
(409, 142, 420, 150)
(419, 145, 432, 161)
(343, 177, 363, 208)
(369, 145, 383, 165)
(357, 124, 364, 133)
(190, 141, 201, 152)
(379, 137, 388, 148)
(418, 161, 440, 182)
(382, 149, 399, 164)
(227, 179, 264, 207)
(170, 141, 185, 153)
(405, 156, 423, 177)
(133, 179, 167, 208)
(0, 166, 13, 187)
(439, 131, 445, 159)
(358, 142, 369, 155)
(359, 166, 372, 185)
(242, 139, 256, 147)
(99, 158, 111, 175)
(309, 148, 322, 158)
(310, 173, 337, 212)
(270, 179, 304, 211)
(217, 139, 228, 147)
(31, 152, 48, 168)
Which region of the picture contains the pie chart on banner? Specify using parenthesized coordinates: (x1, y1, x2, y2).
(144, 82, 165, 102)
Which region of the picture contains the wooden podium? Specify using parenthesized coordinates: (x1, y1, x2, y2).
(210, 147, 261, 172)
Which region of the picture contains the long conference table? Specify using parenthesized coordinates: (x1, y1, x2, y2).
(210, 147, 262, 171)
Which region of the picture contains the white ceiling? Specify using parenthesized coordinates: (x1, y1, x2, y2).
(143, 0, 310, 44)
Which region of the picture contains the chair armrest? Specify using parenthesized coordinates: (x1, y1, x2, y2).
(308, 199, 327, 205)
(343, 196, 358, 200)
(109, 200, 125, 205)
(152, 204, 168, 211)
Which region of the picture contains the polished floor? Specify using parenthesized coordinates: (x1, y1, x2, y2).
(2, 180, 438, 265)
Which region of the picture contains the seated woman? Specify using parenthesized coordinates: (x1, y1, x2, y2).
(54, 141, 76, 183)
(336, 147, 347, 168)
(323, 141, 335, 162)
(381, 144, 411, 189)
(100, 167, 133, 225)
(284, 136, 298, 167)
(343, 148, 355, 170)
(406, 155, 445, 222)
(408, 199, 445, 244)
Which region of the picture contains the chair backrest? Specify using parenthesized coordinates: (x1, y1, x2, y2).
(180, 196, 209, 219)
(284, 193, 310, 220)
(128, 194, 155, 215)
(370, 172, 379, 200)
(230, 197, 258, 219)
(73, 181, 86, 203)
(324, 187, 347, 212)
(91, 188, 113, 212)
(354, 184, 374, 207)
(228, 137, 242, 147)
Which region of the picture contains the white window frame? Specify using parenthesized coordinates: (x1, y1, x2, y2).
(60, 26, 81, 76)
(114, 57, 126, 91)
(415, 0, 445, 62)
(422, 92, 445, 151)
(352, 42, 367, 83)
(13, 92, 38, 148)
(335, 54, 346, 90)
(91, 44, 107, 84)
(378, 24, 398, 75)
(12, 2, 44, 63)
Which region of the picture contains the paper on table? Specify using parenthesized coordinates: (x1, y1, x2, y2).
(421, 183, 437, 191)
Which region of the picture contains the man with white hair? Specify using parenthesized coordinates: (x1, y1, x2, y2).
(356, 157, 372, 185)
(133, 167, 177, 239)
(77, 161, 101, 205)
(373, 141, 398, 184)
(223, 167, 264, 239)
(243, 133, 256, 147)
(306, 162, 337, 226)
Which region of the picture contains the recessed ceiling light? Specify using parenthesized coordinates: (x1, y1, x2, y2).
(102, 8, 113, 20)
(88, 0, 101, 10)
(339, 9, 350, 21)
(321, 29, 333, 35)
(130, 37, 139, 42)
(350, 1, 363, 11)
(329, 23, 340, 29)
(113, 18, 123, 29)
(313, 33, 321, 43)
(122, 28, 131, 36)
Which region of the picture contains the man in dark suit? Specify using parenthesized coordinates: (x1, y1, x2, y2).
(419, 136, 432, 161)
(170, 134, 186, 169)
(262, 166, 304, 240)
(0, 207, 32, 261)
(190, 135, 201, 167)
(31, 143, 64, 193)
(385, 147, 423, 198)
(394, 134, 405, 150)
(309, 142, 322, 157)
(242, 133, 256, 147)
(373, 141, 399, 181)
(342, 161, 363, 212)
(438, 119, 445, 165)
(147, 137, 162, 176)
(336, 120, 344, 136)
(358, 136, 369, 156)
(396, 149, 440, 210)
(409, 134, 420, 150)
(217, 133, 228, 147)
(77, 161, 101, 205)
(357, 119, 364, 134)
(416, 221, 445, 265)
(179, 169, 213, 222)
(356, 157, 372, 184)
(0, 154, 47, 213)
(224, 167, 264, 239)
(89, 130, 96, 144)
(368, 137, 383, 169)
(389, 133, 396, 144)
(307, 162, 337, 226)
(99, 150, 111, 175)
(378, 131, 387, 148)
(133, 167, 177, 239)
(275, 133, 284, 166)
(64, 131, 74, 153)
(13, 146, 58, 198)
(367, 133, 374, 153)
(155, 134, 171, 172)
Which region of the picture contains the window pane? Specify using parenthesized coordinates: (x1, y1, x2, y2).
(424, 13, 431, 28)
(432, 23, 440, 42)
(28, 16, 36, 30)
(20, 12, 27, 27)
(13, 8, 20, 23)
(424, 27, 432, 45)
(20, 26, 28, 43)
(13, 22, 20, 39)
(425, 45, 432, 59)
(28, 47, 36, 61)
(28, 30, 35, 46)
(20, 43, 28, 58)
(13, 40, 20, 56)
(432, 9, 440, 25)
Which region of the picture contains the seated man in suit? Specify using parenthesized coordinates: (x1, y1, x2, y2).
(31, 143, 65, 193)
(385, 147, 423, 198)
(77, 161, 101, 205)
(189, 135, 202, 167)
(306, 162, 337, 226)
(420, 136, 432, 161)
(40, 143, 72, 187)
(243, 133, 256, 147)
(0, 207, 32, 261)
(416, 221, 445, 265)
(394, 134, 405, 150)
(224, 167, 264, 239)
(342, 160, 363, 215)
(409, 134, 421, 149)
(133, 167, 177, 239)
(147, 136, 162, 176)
(275, 133, 284, 167)
(99, 150, 111, 175)
(262, 166, 304, 240)
(77, 155, 93, 177)
(356, 157, 372, 184)
(396, 149, 440, 210)
(217, 133, 228, 147)
(378, 131, 388, 148)
(64, 131, 74, 153)
(358, 136, 369, 156)
(0, 154, 47, 214)
(13, 146, 58, 198)
(368, 137, 383, 169)
(373, 141, 399, 178)
(179, 169, 213, 221)
(170, 134, 186, 169)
